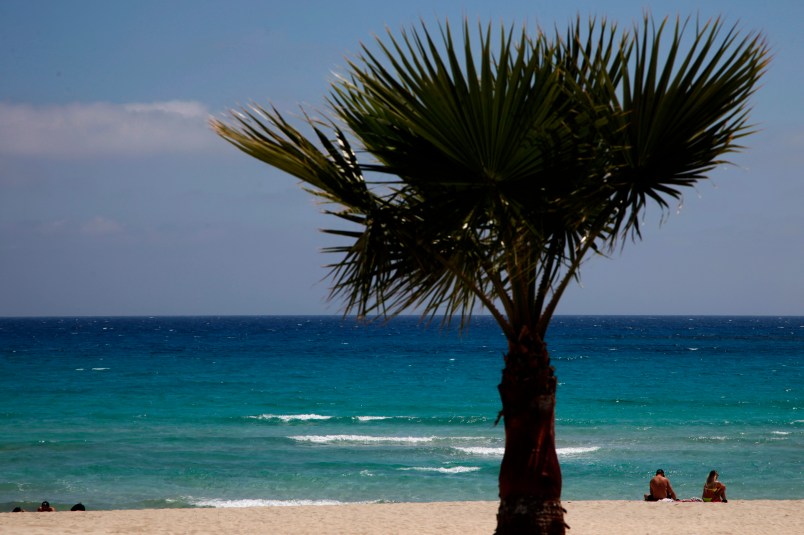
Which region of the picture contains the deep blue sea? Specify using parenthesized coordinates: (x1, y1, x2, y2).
(1, 316, 801, 511)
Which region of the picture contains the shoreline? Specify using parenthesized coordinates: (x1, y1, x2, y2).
(2, 500, 802, 534)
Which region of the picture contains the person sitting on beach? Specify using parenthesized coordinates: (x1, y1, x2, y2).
(12, 507, 25, 512)
(644, 469, 677, 501)
(71, 503, 86, 511)
(702, 470, 728, 502)
(37, 501, 56, 512)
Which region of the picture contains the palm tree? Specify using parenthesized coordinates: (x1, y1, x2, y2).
(212, 15, 768, 534)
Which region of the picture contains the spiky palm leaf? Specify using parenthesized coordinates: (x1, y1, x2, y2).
(212, 15, 768, 338)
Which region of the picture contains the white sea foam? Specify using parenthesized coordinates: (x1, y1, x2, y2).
(250, 414, 332, 422)
(355, 416, 390, 422)
(91, 367, 110, 371)
(453, 446, 504, 456)
(399, 466, 481, 474)
(557, 446, 601, 456)
(191, 498, 360, 508)
(289, 435, 435, 444)
(771, 431, 790, 435)
(454, 445, 600, 457)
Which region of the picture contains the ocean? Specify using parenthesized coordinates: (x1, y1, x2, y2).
(1, 315, 801, 511)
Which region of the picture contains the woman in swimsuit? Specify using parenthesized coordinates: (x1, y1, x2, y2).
(702, 470, 728, 502)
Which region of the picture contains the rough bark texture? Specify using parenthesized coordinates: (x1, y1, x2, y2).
(495, 327, 567, 535)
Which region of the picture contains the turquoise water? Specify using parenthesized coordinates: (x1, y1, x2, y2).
(1, 316, 801, 511)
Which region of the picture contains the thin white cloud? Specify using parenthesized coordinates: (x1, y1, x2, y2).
(0, 100, 219, 158)
(24, 216, 125, 238)
(81, 216, 124, 236)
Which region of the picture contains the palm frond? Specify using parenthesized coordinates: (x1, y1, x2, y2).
(212, 15, 768, 337)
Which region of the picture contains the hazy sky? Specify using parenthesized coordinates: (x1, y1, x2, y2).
(1, 0, 802, 317)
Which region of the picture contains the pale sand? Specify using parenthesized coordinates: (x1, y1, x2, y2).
(2, 500, 802, 534)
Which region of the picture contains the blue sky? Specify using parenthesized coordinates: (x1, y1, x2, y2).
(1, 0, 802, 317)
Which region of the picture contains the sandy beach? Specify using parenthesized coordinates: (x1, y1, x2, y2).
(2, 500, 801, 534)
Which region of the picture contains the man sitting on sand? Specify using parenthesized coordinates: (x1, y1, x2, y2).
(644, 469, 677, 501)
(37, 501, 56, 512)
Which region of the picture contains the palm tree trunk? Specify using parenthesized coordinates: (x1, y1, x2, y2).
(495, 328, 566, 534)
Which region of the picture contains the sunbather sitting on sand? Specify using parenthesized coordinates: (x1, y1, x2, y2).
(644, 469, 677, 501)
(702, 470, 728, 502)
